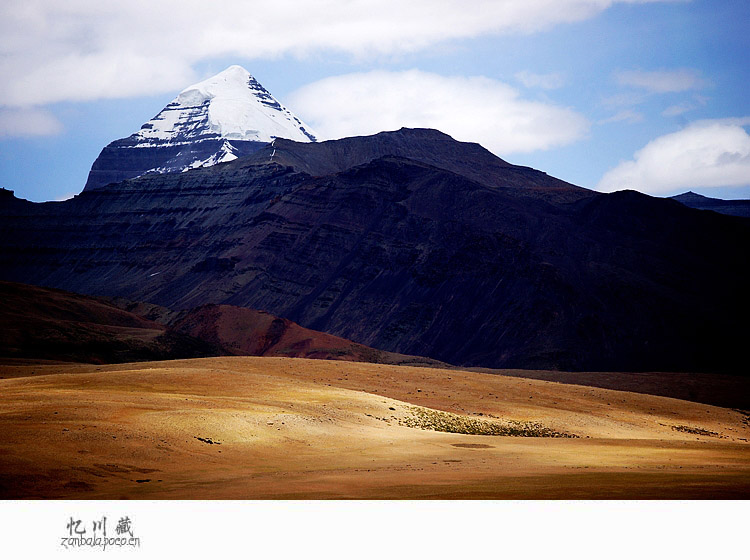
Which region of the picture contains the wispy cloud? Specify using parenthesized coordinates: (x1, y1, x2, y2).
(0, 107, 63, 137)
(661, 103, 695, 117)
(615, 68, 706, 93)
(598, 109, 644, 124)
(597, 118, 750, 195)
(0, 1, 682, 107)
(601, 92, 649, 108)
(661, 95, 709, 117)
(287, 70, 589, 155)
(515, 71, 565, 90)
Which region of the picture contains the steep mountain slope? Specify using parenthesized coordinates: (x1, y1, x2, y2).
(84, 65, 316, 191)
(671, 191, 750, 218)
(1, 129, 748, 372)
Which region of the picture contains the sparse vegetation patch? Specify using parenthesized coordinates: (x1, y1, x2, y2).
(400, 406, 576, 438)
(671, 425, 722, 437)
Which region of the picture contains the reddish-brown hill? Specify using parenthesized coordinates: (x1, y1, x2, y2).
(0, 281, 443, 367)
(170, 303, 445, 366)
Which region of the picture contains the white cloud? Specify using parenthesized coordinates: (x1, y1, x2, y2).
(597, 119, 750, 195)
(0, 107, 63, 137)
(286, 70, 589, 155)
(0, 0, 680, 107)
(515, 71, 565, 90)
(54, 192, 78, 201)
(615, 68, 705, 93)
(4, 54, 196, 107)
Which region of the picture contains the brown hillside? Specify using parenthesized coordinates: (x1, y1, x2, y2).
(0, 281, 218, 364)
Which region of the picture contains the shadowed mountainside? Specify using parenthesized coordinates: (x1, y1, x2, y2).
(1, 128, 748, 372)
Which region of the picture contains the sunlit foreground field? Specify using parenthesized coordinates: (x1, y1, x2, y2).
(1, 357, 748, 499)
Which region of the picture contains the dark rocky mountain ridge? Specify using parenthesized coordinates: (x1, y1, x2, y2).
(237, 128, 592, 203)
(1, 128, 748, 372)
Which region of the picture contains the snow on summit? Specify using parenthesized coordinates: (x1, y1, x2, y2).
(84, 65, 316, 191)
(136, 65, 317, 145)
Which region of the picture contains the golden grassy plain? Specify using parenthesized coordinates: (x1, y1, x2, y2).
(1, 357, 748, 499)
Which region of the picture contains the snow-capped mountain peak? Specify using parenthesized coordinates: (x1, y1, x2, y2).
(135, 65, 317, 145)
(84, 65, 316, 191)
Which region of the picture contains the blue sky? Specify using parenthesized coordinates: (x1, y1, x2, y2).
(1, 0, 749, 202)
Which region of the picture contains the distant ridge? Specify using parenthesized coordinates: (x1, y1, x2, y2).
(670, 191, 750, 218)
